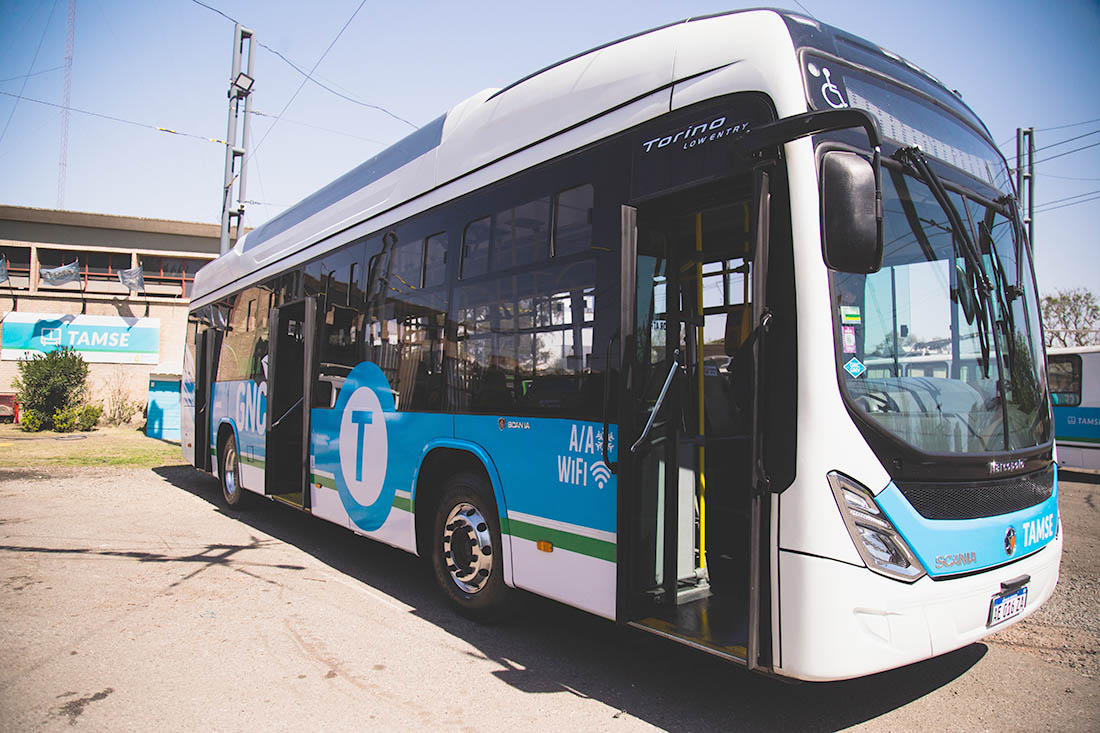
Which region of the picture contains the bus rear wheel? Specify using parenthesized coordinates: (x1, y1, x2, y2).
(430, 473, 512, 622)
(219, 433, 247, 508)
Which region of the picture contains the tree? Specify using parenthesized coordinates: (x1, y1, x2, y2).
(12, 347, 89, 431)
(1042, 288, 1100, 348)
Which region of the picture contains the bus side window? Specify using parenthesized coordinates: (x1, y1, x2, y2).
(362, 230, 448, 413)
(1048, 354, 1082, 406)
(493, 197, 551, 270)
(553, 184, 594, 257)
(307, 240, 368, 407)
(461, 218, 490, 279)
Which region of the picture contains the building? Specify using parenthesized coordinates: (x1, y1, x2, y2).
(0, 205, 233, 428)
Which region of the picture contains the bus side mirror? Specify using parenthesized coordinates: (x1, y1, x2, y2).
(821, 151, 883, 274)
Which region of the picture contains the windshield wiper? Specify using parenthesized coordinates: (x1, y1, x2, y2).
(894, 146, 1013, 448)
(893, 146, 997, 376)
(995, 193, 1027, 300)
(893, 147, 993, 297)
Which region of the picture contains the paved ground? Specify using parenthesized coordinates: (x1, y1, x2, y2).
(0, 463, 1096, 731)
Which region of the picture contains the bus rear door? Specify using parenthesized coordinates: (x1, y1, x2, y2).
(265, 297, 319, 507)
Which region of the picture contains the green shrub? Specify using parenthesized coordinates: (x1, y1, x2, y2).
(13, 347, 89, 430)
(78, 404, 102, 431)
(53, 407, 79, 433)
(20, 409, 45, 432)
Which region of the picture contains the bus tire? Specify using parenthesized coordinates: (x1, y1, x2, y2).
(219, 432, 247, 509)
(430, 473, 512, 622)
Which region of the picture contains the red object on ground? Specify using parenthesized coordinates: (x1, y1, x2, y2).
(0, 394, 19, 422)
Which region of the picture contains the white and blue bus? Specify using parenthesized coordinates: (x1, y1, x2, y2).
(1048, 346, 1100, 471)
(182, 9, 1061, 681)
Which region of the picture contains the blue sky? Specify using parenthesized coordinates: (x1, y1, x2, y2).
(1, 0, 1097, 293)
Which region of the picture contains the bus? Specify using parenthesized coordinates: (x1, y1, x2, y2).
(1048, 346, 1100, 471)
(181, 9, 1061, 681)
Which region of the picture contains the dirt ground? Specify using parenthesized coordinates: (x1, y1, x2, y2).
(987, 469, 1100, 679)
(0, 456, 1096, 730)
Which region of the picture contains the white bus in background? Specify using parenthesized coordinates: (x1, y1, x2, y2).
(1048, 346, 1100, 471)
(181, 9, 1061, 681)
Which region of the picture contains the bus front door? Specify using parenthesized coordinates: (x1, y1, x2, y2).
(265, 297, 318, 507)
(620, 188, 757, 663)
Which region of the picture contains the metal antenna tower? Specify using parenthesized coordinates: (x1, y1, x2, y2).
(219, 24, 256, 254)
(57, 0, 75, 209)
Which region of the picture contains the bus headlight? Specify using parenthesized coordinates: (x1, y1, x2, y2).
(828, 472, 926, 583)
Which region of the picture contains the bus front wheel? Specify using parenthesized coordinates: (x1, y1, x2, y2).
(430, 473, 512, 622)
(219, 433, 247, 508)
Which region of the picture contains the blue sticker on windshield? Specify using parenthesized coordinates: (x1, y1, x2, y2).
(844, 357, 867, 379)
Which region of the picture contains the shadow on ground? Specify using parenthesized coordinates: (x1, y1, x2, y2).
(153, 464, 984, 731)
(1060, 469, 1100, 485)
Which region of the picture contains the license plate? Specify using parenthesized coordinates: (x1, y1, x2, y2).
(987, 586, 1028, 627)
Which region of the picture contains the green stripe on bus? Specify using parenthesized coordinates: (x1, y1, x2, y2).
(502, 517, 616, 563)
(311, 473, 338, 490)
(1056, 435, 1100, 444)
(239, 455, 265, 469)
(307, 474, 412, 513)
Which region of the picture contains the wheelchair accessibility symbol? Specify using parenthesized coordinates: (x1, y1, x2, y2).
(808, 62, 847, 109)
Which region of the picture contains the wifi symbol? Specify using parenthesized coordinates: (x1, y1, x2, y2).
(591, 461, 612, 489)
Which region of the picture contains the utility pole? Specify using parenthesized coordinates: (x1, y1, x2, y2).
(57, 0, 75, 209)
(1016, 127, 1035, 251)
(219, 24, 256, 255)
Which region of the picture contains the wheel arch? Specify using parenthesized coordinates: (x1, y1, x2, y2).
(412, 440, 514, 588)
(214, 418, 239, 478)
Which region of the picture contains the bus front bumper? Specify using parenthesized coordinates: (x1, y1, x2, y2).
(775, 527, 1062, 681)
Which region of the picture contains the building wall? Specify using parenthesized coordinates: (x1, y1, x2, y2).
(0, 220, 219, 254)
(0, 293, 189, 409)
(0, 206, 238, 415)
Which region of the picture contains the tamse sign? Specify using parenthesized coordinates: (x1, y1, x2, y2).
(1, 313, 160, 364)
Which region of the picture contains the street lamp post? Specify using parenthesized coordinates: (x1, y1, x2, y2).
(219, 24, 256, 255)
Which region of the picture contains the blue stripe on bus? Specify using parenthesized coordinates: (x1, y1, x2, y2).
(876, 473, 1058, 578)
(1053, 405, 1100, 445)
(210, 379, 267, 464)
(454, 414, 617, 535)
(209, 362, 617, 543)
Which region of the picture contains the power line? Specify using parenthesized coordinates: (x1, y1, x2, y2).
(997, 117, 1100, 148)
(1035, 127, 1100, 153)
(1033, 193, 1100, 214)
(188, 0, 235, 24)
(1036, 116, 1100, 133)
(1032, 140, 1100, 166)
(792, 1, 818, 19)
(1039, 172, 1100, 182)
(0, 90, 227, 145)
(1034, 188, 1100, 209)
(1006, 127, 1100, 162)
(250, 110, 389, 145)
(188, 0, 416, 129)
(257, 44, 416, 128)
(0, 65, 64, 84)
(0, 0, 59, 148)
(246, 0, 369, 162)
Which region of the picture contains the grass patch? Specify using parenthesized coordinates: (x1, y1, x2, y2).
(0, 423, 187, 470)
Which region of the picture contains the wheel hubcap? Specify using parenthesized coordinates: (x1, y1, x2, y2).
(224, 445, 238, 498)
(442, 502, 493, 594)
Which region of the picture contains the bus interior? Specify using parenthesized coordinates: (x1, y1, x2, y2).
(625, 179, 759, 660)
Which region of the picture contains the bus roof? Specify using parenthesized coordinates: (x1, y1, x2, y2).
(191, 8, 974, 308)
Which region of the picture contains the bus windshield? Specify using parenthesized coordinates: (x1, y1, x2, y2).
(832, 164, 1050, 455)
